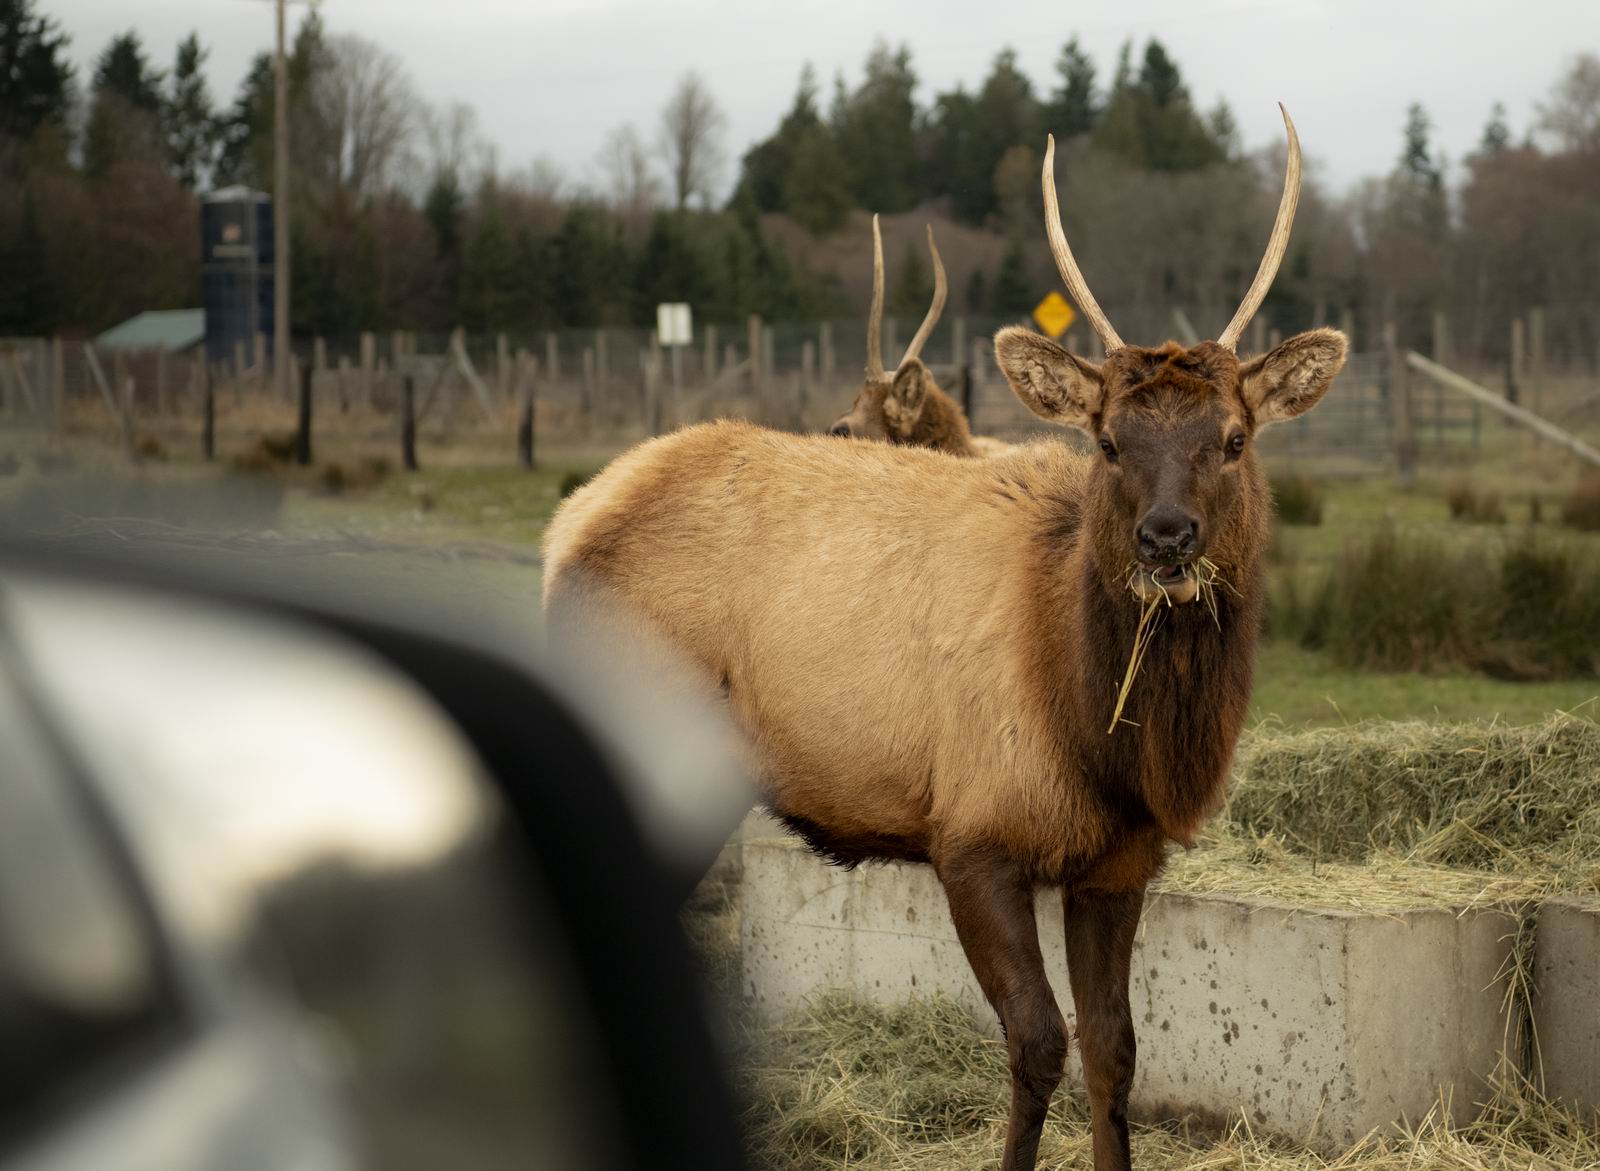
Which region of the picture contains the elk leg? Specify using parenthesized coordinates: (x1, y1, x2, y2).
(937, 848, 1066, 1171)
(1062, 886, 1145, 1171)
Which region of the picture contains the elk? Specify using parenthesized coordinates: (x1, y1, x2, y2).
(543, 106, 1343, 1171)
(829, 217, 1007, 457)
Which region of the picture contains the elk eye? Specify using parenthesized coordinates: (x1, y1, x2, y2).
(1098, 438, 1118, 463)
(1226, 432, 1247, 459)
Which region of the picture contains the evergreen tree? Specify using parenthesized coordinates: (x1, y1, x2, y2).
(1396, 101, 1447, 237)
(0, 0, 75, 152)
(1044, 37, 1097, 139)
(459, 201, 525, 331)
(991, 237, 1032, 315)
(165, 33, 215, 188)
(964, 266, 988, 315)
(552, 203, 628, 325)
(831, 43, 919, 213)
(215, 52, 272, 187)
(83, 31, 165, 177)
(1207, 98, 1239, 161)
(889, 236, 931, 316)
(0, 189, 55, 333)
(737, 65, 825, 213)
(783, 125, 852, 233)
(1401, 102, 1442, 187)
(1092, 38, 1225, 172)
(1478, 101, 1512, 156)
(922, 87, 982, 222)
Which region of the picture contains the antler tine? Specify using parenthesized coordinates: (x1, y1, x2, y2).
(898, 225, 948, 367)
(1218, 103, 1302, 352)
(1042, 133, 1123, 353)
(866, 213, 886, 379)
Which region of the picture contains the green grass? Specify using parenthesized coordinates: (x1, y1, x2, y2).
(1249, 641, 1599, 728)
(282, 462, 594, 550)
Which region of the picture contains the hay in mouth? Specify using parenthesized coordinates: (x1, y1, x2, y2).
(1108, 557, 1232, 735)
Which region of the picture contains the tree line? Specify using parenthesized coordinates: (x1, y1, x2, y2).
(1, 0, 1597, 367)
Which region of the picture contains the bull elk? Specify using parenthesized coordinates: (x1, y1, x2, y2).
(543, 105, 1343, 1171)
(829, 217, 1006, 457)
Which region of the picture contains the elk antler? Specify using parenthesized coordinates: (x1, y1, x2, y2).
(898, 226, 948, 367)
(866, 213, 886, 379)
(1218, 104, 1302, 352)
(1042, 133, 1124, 353)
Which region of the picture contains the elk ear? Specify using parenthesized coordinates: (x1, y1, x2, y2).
(1241, 328, 1348, 427)
(993, 326, 1103, 432)
(882, 358, 930, 438)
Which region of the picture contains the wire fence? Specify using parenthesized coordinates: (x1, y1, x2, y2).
(5, 318, 1589, 476)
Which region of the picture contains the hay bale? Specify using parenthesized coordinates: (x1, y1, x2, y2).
(1226, 716, 1600, 881)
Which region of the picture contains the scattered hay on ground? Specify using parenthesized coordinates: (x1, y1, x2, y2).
(738, 994, 1600, 1171)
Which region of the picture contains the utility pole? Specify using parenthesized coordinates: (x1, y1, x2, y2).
(273, 0, 290, 400)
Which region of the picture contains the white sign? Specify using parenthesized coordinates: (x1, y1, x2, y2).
(656, 302, 693, 347)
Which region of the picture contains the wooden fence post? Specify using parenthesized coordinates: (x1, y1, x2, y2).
(643, 346, 661, 436)
(516, 352, 537, 469)
(582, 347, 596, 430)
(1528, 305, 1546, 417)
(1507, 317, 1524, 405)
(747, 315, 763, 395)
(1339, 307, 1356, 352)
(201, 361, 215, 461)
(155, 346, 169, 416)
(83, 345, 134, 457)
(401, 374, 418, 471)
(294, 357, 313, 465)
(1385, 322, 1415, 485)
(545, 332, 560, 384)
(800, 339, 815, 418)
(51, 337, 64, 436)
(360, 331, 376, 405)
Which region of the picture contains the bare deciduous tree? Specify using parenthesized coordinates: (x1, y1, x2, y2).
(595, 122, 660, 231)
(1537, 52, 1600, 154)
(658, 72, 726, 210)
(422, 100, 487, 191)
(308, 34, 420, 199)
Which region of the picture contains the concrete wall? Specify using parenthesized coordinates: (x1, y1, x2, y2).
(741, 835, 1518, 1152)
(1533, 898, 1600, 1119)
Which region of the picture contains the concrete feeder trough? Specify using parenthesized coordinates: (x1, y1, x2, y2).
(741, 834, 1519, 1153)
(1533, 897, 1600, 1119)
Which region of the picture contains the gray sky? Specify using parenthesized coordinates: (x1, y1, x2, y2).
(50, 0, 1600, 197)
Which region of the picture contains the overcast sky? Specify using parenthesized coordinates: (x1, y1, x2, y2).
(48, 0, 1600, 198)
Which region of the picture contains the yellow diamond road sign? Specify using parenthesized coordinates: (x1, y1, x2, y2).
(1032, 291, 1076, 339)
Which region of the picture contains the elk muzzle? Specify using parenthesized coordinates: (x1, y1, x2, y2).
(1131, 504, 1204, 604)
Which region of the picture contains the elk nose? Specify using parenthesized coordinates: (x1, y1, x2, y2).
(829, 422, 851, 438)
(1137, 506, 1200, 564)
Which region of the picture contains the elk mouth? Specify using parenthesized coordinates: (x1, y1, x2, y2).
(1130, 562, 1200, 605)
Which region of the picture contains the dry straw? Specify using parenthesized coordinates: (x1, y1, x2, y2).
(739, 994, 1600, 1171)
(722, 714, 1600, 1170)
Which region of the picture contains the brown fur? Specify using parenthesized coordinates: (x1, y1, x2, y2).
(543, 325, 1347, 1171)
(829, 357, 1003, 457)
